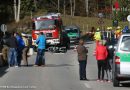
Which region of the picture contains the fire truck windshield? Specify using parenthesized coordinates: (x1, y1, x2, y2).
(34, 20, 55, 30)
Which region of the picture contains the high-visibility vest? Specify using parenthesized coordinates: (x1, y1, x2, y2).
(94, 32, 101, 41)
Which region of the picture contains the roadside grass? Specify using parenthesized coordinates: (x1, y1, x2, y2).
(62, 15, 128, 34)
(7, 12, 128, 34)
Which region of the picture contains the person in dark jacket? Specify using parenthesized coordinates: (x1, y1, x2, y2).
(2, 32, 10, 65)
(76, 39, 88, 80)
(95, 40, 108, 82)
(34, 32, 46, 66)
(7, 32, 18, 67)
(0, 31, 4, 53)
(105, 45, 114, 82)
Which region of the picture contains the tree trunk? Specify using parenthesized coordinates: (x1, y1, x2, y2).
(16, 0, 21, 23)
(73, 0, 75, 16)
(58, 0, 60, 12)
(70, 0, 73, 16)
(85, 0, 89, 16)
(34, 0, 37, 11)
(14, 0, 17, 21)
(63, 0, 66, 16)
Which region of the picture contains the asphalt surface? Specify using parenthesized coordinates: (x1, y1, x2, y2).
(0, 41, 130, 90)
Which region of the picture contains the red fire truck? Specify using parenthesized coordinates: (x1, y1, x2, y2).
(32, 13, 70, 52)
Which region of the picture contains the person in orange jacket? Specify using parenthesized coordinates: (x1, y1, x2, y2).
(95, 40, 108, 82)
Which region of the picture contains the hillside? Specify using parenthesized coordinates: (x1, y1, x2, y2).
(62, 16, 128, 33)
(7, 13, 129, 34)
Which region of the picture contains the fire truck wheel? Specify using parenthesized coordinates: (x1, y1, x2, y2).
(61, 48, 67, 53)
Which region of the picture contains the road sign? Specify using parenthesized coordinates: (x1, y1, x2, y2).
(127, 15, 130, 22)
(98, 13, 103, 18)
(1, 24, 7, 33)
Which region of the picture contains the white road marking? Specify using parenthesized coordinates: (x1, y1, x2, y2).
(84, 83, 92, 89)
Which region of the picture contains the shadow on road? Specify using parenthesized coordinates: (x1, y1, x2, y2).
(86, 78, 99, 81)
(45, 64, 75, 67)
(20, 64, 75, 68)
(0, 66, 8, 77)
(121, 82, 130, 87)
(20, 64, 34, 67)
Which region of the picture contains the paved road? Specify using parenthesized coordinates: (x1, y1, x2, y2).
(0, 41, 130, 90)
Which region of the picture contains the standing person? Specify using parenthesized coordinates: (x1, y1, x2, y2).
(21, 33, 29, 66)
(7, 32, 18, 67)
(34, 32, 46, 66)
(94, 28, 101, 46)
(14, 32, 25, 66)
(90, 27, 96, 41)
(95, 40, 108, 82)
(105, 44, 114, 82)
(0, 31, 4, 53)
(2, 32, 10, 66)
(76, 39, 88, 80)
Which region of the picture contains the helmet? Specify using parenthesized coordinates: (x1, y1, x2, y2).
(107, 27, 112, 30)
(117, 26, 121, 29)
(107, 27, 110, 30)
(97, 28, 100, 31)
(21, 33, 26, 37)
(109, 27, 112, 29)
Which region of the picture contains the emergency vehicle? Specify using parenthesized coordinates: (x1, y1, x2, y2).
(32, 13, 70, 52)
(64, 25, 80, 44)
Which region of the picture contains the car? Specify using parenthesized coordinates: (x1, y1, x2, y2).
(112, 34, 130, 87)
(64, 25, 80, 44)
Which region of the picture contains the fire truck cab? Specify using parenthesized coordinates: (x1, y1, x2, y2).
(32, 13, 70, 53)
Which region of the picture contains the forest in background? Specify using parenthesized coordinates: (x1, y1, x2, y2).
(0, 0, 130, 32)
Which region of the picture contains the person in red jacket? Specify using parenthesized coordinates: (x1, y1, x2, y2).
(95, 40, 108, 82)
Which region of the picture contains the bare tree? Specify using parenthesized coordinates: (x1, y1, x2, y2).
(85, 0, 88, 16)
(73, 0, 75, 16)
(14, 0, 17, 21)
(70, 0, 73, 16)
(14, 0, 21, 23)
(34, 0, 37, 11)
(63, 0, 66, 16)
(16, 0, 21, 22)
(58, 0, 60, 12)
